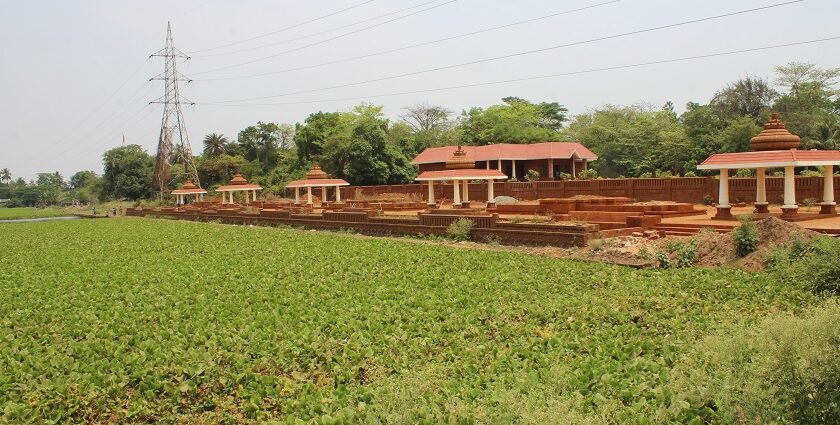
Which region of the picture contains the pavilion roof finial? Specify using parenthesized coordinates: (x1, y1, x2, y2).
(305, 163, 329, 180)
(750, 113, 800, 151)
(445, 145, 476, 170)
(230, 173, 248, 185)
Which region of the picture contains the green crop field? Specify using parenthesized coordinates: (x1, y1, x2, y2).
(0, 218, 813, 424)
(0, 207, 74, 220)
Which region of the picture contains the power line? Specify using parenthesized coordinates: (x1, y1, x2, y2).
(196, 0, 454, 58)
(201, 0, 806, 103)
(189, 0, 377, 54)
(195, 0, 623, 82)
(191, 0, 460, 76)
(196, 36, 840, 107)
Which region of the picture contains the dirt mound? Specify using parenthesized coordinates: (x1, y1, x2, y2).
(669, 217, 819, 271)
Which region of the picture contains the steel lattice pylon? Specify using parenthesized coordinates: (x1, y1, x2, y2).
(150, 22, 199, 198)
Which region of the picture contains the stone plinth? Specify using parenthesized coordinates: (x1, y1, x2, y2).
(780, 206, 799, 219)
(714, 205, 733, 219)
(753, 202, 770, 214)
(820, 203, 837, 215)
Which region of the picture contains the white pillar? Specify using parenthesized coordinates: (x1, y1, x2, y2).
(452, 179, 461, 206)
(756, 167, 767, 204)
(823, 165, 835, 205)
(497, 159, 502, 172)
(462, 180, 469, 202)
(783, 166, 797, 209)
(253, 190, 257, 202)
(512, 160, 517, 179)
(487, 179, 495, 202)
(572, 161, 577, 179)
(294, 187, 300, 205)
(336, 186, 342, 202)
(427, 181, 435, 205)
(307, 187, 313, 205)
(719, 169, 730, 207)
(321, 186, 327, 203)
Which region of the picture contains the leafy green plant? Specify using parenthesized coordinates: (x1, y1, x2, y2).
(732, 215, 759, 257)
(589, 238, 605, 251)
(774, 236, 840, 295)
(675, 238, 698, 268)
(446, 217, 474, 241)
(483, 234, 502, 246)
(656, 250, 672, 269)
(668, 300, 840, 425)
(525, 169, 540, 182)
(557, 172, 572, 180)
(703, 193, 714, 206)
(734, 168, 753, 177)
(802, 197, 818, 210)
(576, 169, 599, 180)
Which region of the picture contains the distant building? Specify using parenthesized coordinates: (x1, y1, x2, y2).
(410, 142, 598, 180)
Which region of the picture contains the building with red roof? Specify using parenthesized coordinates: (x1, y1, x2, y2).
(411, 142, 598, 180)
(698, 114, 840, 219)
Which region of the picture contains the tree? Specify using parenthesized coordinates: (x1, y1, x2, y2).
(773, 82, 838, 141)
(34, 172, 65, 205)
(400, 104, 453, 133)
(236, 122, 287, 170)
(202, 133, 229, 157)
(775, 62, 840, 95)
(0, 168, 11, 185)
(459, 97, 567, 145)
(710, 76, 777, 122)
(400, 104, 457, 154)
(294, 111, 344, 162)
(101, 144, 154, 200)
(69, 170, 98, 189)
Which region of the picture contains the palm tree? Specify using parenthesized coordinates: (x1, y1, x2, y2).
(0, 168, 11, 185)
(812, 122, 840, 150)
(203, 133, 229, 157)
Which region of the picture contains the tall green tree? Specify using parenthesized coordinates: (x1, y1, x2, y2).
(202, 133, 229, 157)
(710, 76, 777, 122)
(101, 144, 154, 200)
(459, 97, 567, 145)
(0, 168, 11, 185)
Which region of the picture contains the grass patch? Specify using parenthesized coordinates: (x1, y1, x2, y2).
(0, 207, 74, 220)
(0, 218, 814, 423)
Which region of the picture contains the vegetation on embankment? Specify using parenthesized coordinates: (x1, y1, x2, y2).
(1, 218, 827, 423)
(0, 206, 74, 220)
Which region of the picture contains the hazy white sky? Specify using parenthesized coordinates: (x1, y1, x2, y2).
(1, 0, 838, 180)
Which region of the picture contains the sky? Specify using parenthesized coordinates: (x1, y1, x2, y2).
(1, 0, 838, 180)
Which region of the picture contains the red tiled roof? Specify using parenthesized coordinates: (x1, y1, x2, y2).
(285, 178, 349, 188)
(415, 169, 508, 181)
(411, 142, 598, 165)
(698, 150, 840, 169)
(170, 188, 207, 195)
(216, 184, 263, 191)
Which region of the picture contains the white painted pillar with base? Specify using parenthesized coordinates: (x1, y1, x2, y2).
(487, 179, 495, 204)
(294, 187, 301, 205)
(497, 159, 502, 172)
(821, 165, 836, 214)
(253, 190, 257, 202)
(427, 181, 435, 206)
(572, 161, 577, 179)
(714, 168, 732, 219)
(306, 187, 313, 205)
(321, 186, 327, 203)
(452, 179, 461, 207)
(754, 167, 768, 213)
(335, 186, 342, 203)
(512, 160, 517, 180)
(462, 180, 469, 203)
(783, 166, 797, 209)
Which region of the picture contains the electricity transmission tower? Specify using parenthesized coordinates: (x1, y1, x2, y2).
(150, 22, 199, 198)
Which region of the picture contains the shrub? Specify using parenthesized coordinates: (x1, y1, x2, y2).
(683, 171, 697, 177)
(703, 193, 714, 206)
(731, 215, 758, 257)
(775, 236, 840, 295)
(734, 168, 753, 178)
(483, 234, 502, 246)
(802, 197, 818, 209)
(639, 172, 653, 178)
(525, 169, 540, 182)
(446, 218, 474, 242)
(656, 250, 671, 269)
(675, 238, 698, 268)
(576, 169, 599, 180)
(589, 238, 605, 251)
(557, 172, 572, 180)
(667, 300, 840, 425)
(800, 169, 822, 177)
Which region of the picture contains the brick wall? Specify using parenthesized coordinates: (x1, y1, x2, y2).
(343, 176, 839, 204)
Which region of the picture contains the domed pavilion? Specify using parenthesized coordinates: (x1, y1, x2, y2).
(170, 179, 206, 205)
(285, 164, 350, 206)
(415, 146, 508, 208)
(698, 113, 840, 219)
(215, 173, 263, 204)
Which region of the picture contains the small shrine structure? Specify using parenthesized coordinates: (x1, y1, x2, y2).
(698, 113, 840, 219)
(170, 180, 206, 205)
(215, 173, 262, 205)
(285, 164, 349, 206)
(415, 146, 508, 208)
